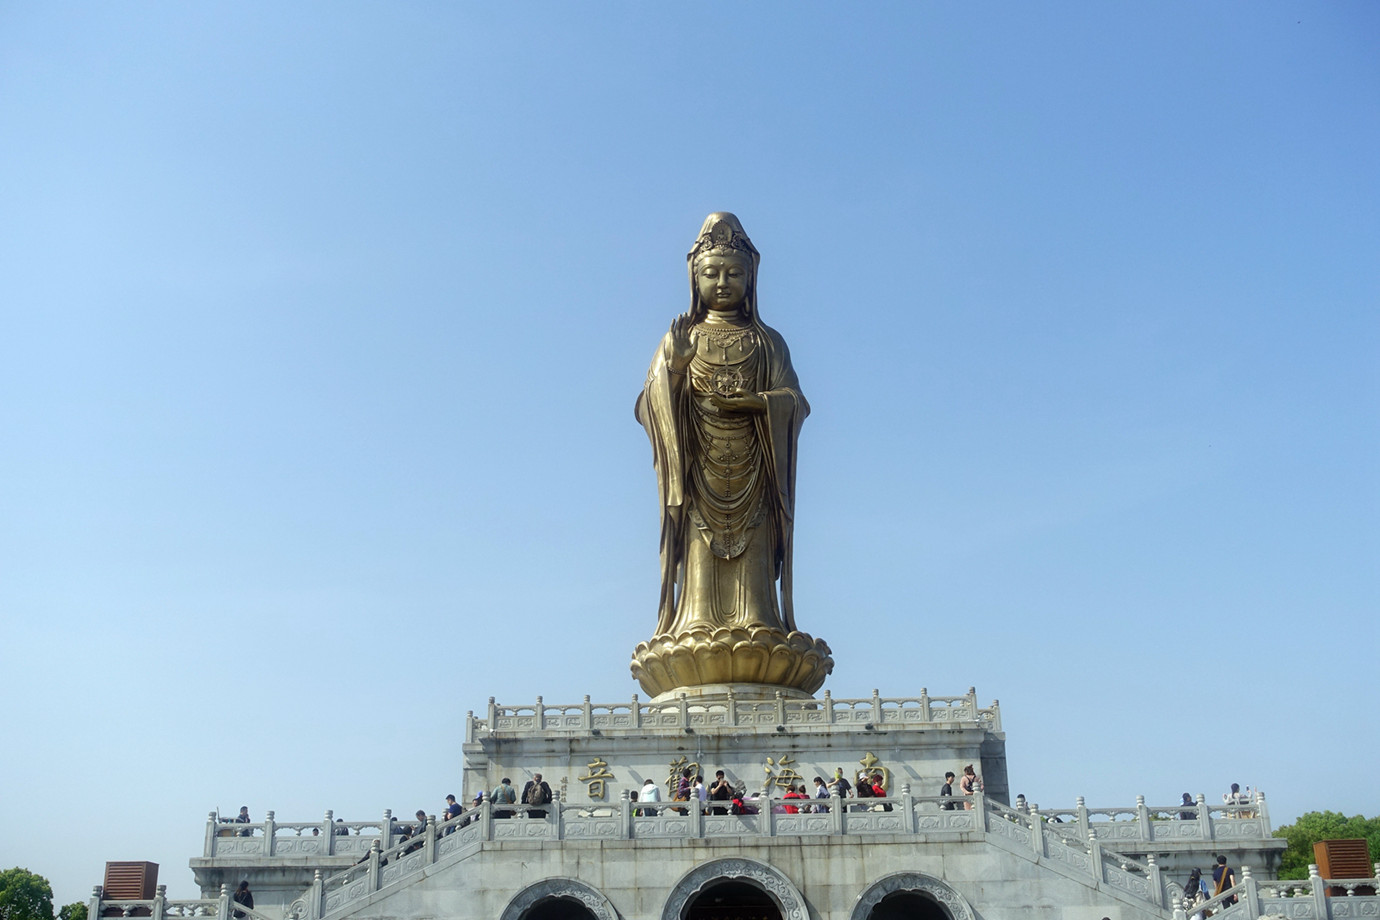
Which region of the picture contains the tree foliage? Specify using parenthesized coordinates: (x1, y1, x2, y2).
(58, 904, 87, 920)
(1274, 811, 1380, 879)
(0, 868, 54, 920)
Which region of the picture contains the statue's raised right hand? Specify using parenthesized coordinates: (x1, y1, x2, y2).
(666, 313, 696, 373)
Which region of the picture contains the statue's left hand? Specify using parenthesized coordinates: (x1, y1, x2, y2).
(711, 387, 767, 414)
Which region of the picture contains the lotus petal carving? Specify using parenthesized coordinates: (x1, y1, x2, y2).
(630, 626, 833, 697)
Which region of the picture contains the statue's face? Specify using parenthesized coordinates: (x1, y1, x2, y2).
(695, 252, 750, 312)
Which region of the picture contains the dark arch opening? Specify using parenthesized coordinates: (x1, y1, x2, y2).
(521, 896, 601, 920)
(685, 880, 782, 920)
(867, 891, 950, 920)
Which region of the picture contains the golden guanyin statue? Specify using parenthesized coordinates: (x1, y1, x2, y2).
(630, 213, 832, 699)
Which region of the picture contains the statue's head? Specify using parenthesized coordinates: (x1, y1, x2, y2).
(687, 212, 760, 321)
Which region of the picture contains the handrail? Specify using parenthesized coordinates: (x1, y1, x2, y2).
(467, 688, 1002, 741)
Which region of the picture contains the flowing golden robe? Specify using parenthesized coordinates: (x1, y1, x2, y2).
(636, 316, 808, 638)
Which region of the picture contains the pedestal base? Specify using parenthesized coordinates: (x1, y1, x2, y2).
(629, 625, 834, 698)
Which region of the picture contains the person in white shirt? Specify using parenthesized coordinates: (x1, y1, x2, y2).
(640, 777, 662, 817)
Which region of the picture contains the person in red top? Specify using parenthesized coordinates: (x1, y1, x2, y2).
(783, 785, 804, 814)
(871, 774, 892, 811)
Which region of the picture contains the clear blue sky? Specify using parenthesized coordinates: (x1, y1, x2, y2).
(2, 2, 1376, 908)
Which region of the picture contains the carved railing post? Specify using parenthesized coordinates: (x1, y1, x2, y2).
(465, 710, 474, 744)
(480, 797, 492, 841)
(263, 811, 275, 856)
(1197, 794, 1213, 840)
(1030, 805, 1046, 858)
(760, 795, 774, 838)
(919, 688, 931, 722)
(631, 693, 641, 729)
(582, 695, 592, 730)
(871, 688, 883, 724)
(1256, 791, 1271, 832)
(966, 686, 978, 720)
(89, 886, 103, 920)
(205, 812, 218, 856)
(1308, 865, 1328, 920)
(829, 791, 842, 835)
(535, 695, 544, 730)
(619, 789, 631, 840)
(973, 791, 986, 833)
(218, 884, 232, 920)
(309, 870, 323, 920)
(1239, 865, 1259, 920)
(553, 790, 564, 839)
(1076, 796, 1091, 841)
(1147, 853, 1164, 908)
(366, 841, 380, 894)
(151, 885, 165, 920)
(775, 690, 786, 726)
(323, 810, 334, 856)
(1137, 795, 1152, 840)
(1088, 832, 1106, 886)
(990, 698, 1002, 732)
(423, 815, 436, 864)
(726, 688, 737, 726)
(380, 809, 394, 851)
(487, 696, 497, 730)
(900, 784, 915, 833)
(678, 693, 689, 727)
(823, 689, 834, 724)
(691, 792, 704, 838)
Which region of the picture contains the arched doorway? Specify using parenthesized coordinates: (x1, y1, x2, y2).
(865, 890, 949, 920)
(500, 879, 618, 920)
(850, 873, 973, 920)
(663, 858, 808, 920)
(684, 880, 782, 920)
(520, 896, 602, 920)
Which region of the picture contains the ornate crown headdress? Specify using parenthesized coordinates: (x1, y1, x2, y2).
(687, 213, 758, 263)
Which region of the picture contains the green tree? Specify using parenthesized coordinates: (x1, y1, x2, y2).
(1273, 811, 1380, 879)
(58, 904, 87, 920)
(0, 868, 54, 920)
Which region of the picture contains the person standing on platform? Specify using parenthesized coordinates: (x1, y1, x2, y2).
(522, 773, 552, 819)
(640, 777, 661, 816)
(960, 764, 983, 809)
(491, 777, 517, 818)
(232, 882, 253, 919)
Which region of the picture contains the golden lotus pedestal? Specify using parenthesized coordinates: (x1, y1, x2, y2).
(630, 625, 834, 700)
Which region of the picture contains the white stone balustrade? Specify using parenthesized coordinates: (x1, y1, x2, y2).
(466, 688, 1002, 741)
(1032, 792, 1275, 846)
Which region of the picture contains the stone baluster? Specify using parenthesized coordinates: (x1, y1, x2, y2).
(726, 688, 738, 725)
(88, 887, 103, 920)
(582, 695, 592, 731)
(1308, 865, 1328, 919)
(631, 693, 641, 729)
(871, 688, 883, 724)
(218, 884, 232, 920)
(775, 690, 786, 726)
(619, 789, 631, 839)
(966, 686, 978, 720)
(487, 696, 497, 731)
(1136, 795, 1152, 840)
(263, 810, 275, 856)
(973, 791, 986, 832)
(380, 809, 394, 850)
(1147, 854, 1163, 908)
(1087, 832, 1105, 886)
(1239, 865, 1259, 919)
(1196, 794, 1213, 840)
(759, 793, 774, 838)
(465, 709, 474, 744)
(829, 790, 842, 835)
(1030, 804, 1046, 858)
(990, 698, 1002, 732)
(205, 812, 218, 856)
(323, 810, 334, 855)
(151, 885, 165, 920)
(823, 689, 834, 724)
(1256, 791, 1271, 831)
(1076, 796, 1091, 841)
(900, 783, 915, 834)
(553, 789, 565, 839)
(309, 870, 323, 920)
(919, 688, 931, 722)
(678, 693, 689, 727)
(423, 814, 436, 863)
(366, 841, 381, 894)
(535, 695, 544, 730)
